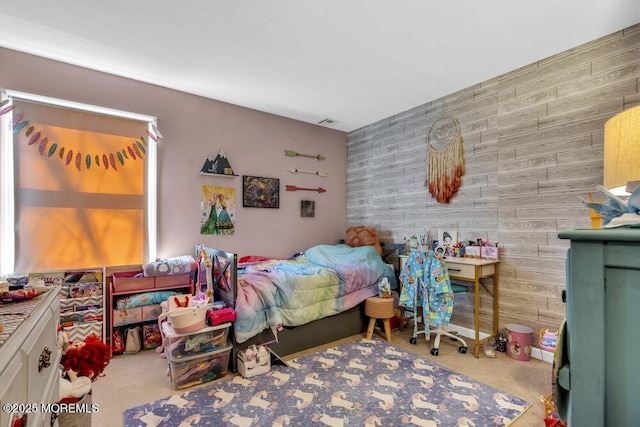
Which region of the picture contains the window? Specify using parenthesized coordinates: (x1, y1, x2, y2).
(1, 90, 157, 274)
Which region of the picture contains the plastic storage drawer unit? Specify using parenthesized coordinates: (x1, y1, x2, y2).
(166, 343, 232, 389)
(162, 322, 231, 359)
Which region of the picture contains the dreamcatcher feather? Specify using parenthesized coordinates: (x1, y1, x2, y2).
(425, 117, 465, 203)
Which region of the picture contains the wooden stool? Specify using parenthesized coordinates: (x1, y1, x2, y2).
(365, 296, 395, 341)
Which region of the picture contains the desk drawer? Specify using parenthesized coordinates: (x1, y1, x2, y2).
(446, 262, 495, 280)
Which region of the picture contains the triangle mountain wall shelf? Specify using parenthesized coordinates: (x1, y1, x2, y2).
(200, 149, 238, 176)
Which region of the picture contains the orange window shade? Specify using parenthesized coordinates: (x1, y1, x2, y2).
(12, 101, 147, 272)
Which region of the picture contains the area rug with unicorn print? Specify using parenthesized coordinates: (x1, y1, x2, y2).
(124, 338, 530, 426)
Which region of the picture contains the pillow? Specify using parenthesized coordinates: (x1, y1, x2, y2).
(142, 255, 196, 277)
(115, 290, 179, 309)
(239, 255, 273, 263)
(346, 226, 382, 255)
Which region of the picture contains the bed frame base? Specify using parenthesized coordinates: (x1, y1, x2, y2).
(231, 304, 367, 372)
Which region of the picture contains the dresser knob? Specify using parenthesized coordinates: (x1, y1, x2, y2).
(38, 347, 52, 372)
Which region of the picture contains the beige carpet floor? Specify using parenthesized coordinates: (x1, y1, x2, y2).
(91, 327, 551, 426)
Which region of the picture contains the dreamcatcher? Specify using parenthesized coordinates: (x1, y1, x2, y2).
(425, 116, 465, 203)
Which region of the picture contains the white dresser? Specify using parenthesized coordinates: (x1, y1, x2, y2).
(0, 288, 61, 427)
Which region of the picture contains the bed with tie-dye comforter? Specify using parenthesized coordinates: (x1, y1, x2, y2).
(234, 244, 386, 344)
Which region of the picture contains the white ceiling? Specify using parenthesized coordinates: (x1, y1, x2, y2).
(1, 1, 639, 132)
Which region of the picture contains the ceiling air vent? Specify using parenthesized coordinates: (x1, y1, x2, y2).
(317, 118, 338, 126)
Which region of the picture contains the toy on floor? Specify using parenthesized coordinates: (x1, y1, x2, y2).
(495, 329, 507, 353)
(378, 277, 391, 298)
(539, 328, 558, 352)
(61, 335, 111, 382)
(540, 393, 567, 427)
(483, 341, 496, 358)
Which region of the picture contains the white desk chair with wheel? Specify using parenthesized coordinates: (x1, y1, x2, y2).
(399, 250, 468, 356)
(409, 284, 468, 356)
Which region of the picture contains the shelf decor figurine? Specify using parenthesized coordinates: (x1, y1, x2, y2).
(200, 149, 236, 176)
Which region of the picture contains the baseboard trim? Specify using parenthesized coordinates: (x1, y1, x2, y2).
(447, 323, 553, 364)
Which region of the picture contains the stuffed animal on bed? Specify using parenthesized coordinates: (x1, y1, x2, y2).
(346, 226, 383, 255)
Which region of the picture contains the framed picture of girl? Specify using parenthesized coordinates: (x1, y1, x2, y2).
(437, 229, 457, 256)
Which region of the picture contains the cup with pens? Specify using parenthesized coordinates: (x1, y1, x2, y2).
(418, 234, 427, 250)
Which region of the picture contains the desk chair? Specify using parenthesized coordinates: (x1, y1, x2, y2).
(403, 283, 468, 356)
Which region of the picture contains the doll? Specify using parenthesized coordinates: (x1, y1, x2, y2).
(61, 335, 111, 382)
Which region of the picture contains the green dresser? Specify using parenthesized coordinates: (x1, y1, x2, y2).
(558, 229, 640, 427)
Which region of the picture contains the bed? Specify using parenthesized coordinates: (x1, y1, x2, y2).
(196, 243, 395, 370)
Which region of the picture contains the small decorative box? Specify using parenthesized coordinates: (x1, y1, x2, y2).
(464, 246, 480, 259)
(481, 246, 500, 261)
(207, 307, 236, 326)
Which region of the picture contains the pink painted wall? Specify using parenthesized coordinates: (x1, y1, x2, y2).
(0, 47, 347, 261)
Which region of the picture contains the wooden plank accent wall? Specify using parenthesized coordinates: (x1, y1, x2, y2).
(347, 24, 640, 341)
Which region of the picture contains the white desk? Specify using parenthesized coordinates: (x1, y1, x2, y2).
(399, 255, 499, 358)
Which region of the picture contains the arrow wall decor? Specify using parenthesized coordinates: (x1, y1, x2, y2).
(287, 168, 327, 177)
(285, 185, 326, 193)
(284, 149, 325, 161)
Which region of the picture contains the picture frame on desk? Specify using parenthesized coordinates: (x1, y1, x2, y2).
(464, 246, 480, 258)
(481, 246, 500, 261)
(437, 229, 457, 256)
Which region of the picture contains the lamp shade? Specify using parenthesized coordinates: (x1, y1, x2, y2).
(604, 105, 640, 193)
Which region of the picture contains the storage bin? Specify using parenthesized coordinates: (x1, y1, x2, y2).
(112, 272, 154, 293)
(167, 343, 232, 389)
(112, 307, 143, 326)
(161, 322, 231, 359)
(155, 273, 192, 289)
(57, 391, 92, 427)
(112, 271, 191, 292)
(143, 323, 162, 349)
(142, 304, 163, 321)
(157, 304, 209, 334)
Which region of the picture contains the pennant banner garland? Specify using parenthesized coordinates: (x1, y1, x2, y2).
(0, 99, 159, 172)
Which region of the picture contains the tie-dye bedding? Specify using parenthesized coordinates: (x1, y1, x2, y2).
(234, 244, 386, 344)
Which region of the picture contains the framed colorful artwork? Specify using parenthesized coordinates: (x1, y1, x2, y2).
(242, 175, 280, 208)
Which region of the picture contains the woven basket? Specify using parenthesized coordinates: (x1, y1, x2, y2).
(365, 297, 395, 319)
